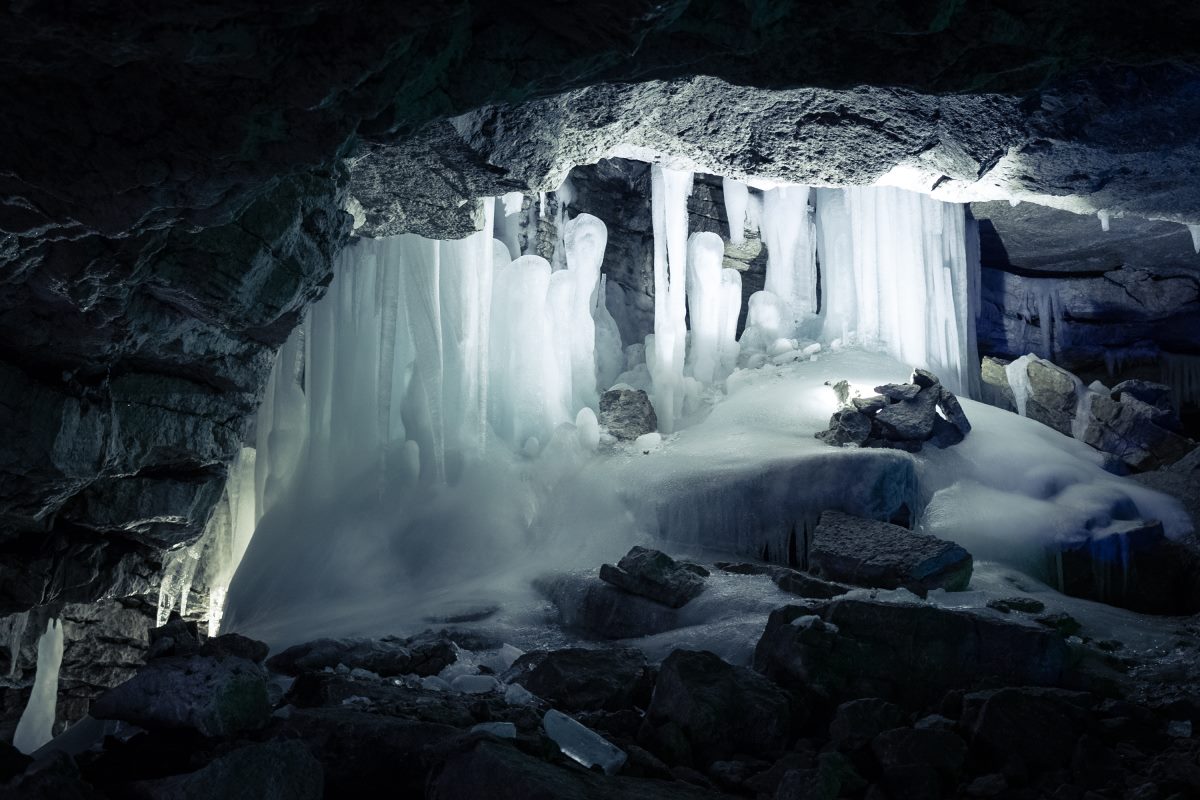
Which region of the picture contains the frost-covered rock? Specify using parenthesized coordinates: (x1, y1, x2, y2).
(808, 511, 973, 595)
(646, 649, 791, 764)
(598, 546, 705, 608)
(754, 601, 1072, 706)
(598, 388, 658, 441)
(502, 647, 652, 712)
(91, 654, 270, 737)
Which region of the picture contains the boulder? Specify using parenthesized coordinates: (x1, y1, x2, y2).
(754, 601, 1072, 706)
(960, 688, 1096, 772)
(1080, 392, 1194, 471)
(769, 568, 851, 600)
(874, 386, 939, 441)
(199, 633, 269, 664)
(1110, 379, 1182, 431)
(874, 383, 921, 402)
(502, 648, 653, 712)
(1020, 356, 1081, 437)
(647, 650, 791, 764)
(829, 698, 905, 750)
(91, 655, 269, 737)
(132, 740, 322, 800)
(536, 573, 682, 639)
(599, 389, 658, 441)
(871, 727, 967, 775)
(814, 408, 871, 447)
(266, 634, 455, 677)
(599, 547, 705, 609)
(808, 511, 973, 595)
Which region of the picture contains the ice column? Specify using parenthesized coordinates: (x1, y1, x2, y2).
(562, 213, 607, 410)
(760, 186, 817, 336)
(649, 166, 693, 433)
(686, 231, 725, 385)
(814, 186, 979, 396)
(13, 618, 64, 754)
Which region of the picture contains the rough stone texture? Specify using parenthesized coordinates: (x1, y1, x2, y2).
(808, 511, 973, 596)
(266, 634, 456, 678)
(90, 655, 270, 737)
(818, 372, 971, 453)
(769, 568, 851, 600)
(132, 740, 323, 800)
(829, 699, 906, 751)
(814, 408, 872, 447)
(502, 647, 652, 712)
(754, 601, 1072, 706)
(599, 547, 705, 609)
(1080, 392, 1195, 471)
(1019, 356, 1081, 436)
(960, 688, 1096, 772)
(647, 650, 791, 764)
(599, 389, 658, 441)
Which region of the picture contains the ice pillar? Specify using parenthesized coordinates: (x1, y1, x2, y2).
(649, 166, 693, 433)
(13, 618, 64, 754)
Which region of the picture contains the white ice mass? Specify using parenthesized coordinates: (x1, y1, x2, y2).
(215, 172, 1189, 649)
(13, 618, 64, 754)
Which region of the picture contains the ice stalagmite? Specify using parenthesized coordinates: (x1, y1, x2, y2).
(649, 166, 693, 433)
(686, 231, 725, 385)
(563, 213, 607, 411)
(13, 618, 64, 754)
(760, 186, 817, 336)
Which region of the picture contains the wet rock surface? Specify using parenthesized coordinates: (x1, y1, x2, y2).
(808, 511, 973, 596)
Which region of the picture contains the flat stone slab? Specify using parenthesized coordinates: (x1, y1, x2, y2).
(809, 510, 972, 595)
(599, 546, 705, 608)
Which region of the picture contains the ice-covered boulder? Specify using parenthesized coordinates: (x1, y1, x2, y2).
(754, 601, 1072, 706)
(91, 654, 270, 737)
(808, 511, 973, 595)
(599, 546, 706, 608)
(502, 647, 653, 712)
(646, 650, 792, 764)
(598, 388, 658, 441)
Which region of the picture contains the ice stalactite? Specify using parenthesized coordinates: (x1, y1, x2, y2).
(686, 232, 724, 385)
(760, 186, 818, 337)
(648, 166, 693, 433)
(1189, 224, 1200, 254)
(722, 178, 750, 245)
(814, 186, 979, 396)
(13, 618, 63, 754)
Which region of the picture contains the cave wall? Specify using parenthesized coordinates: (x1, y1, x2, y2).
(3, 0, 1200, 735)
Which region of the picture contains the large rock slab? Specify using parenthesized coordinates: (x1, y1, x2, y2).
(754, 600, 1073, 706)
(91, 655, 269, 737)
(646, 650, 792, 764)
(599, 547, 705, 609)
(502, 648, 653, 712)
(808, 511, 973, 595)
(1080, 392, 1194, 471)
(536, 574, 681, 640)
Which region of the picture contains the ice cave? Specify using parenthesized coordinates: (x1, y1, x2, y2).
(3, 4, 1200, 799)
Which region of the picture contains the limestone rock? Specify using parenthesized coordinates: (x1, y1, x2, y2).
(599, 389, 658, 441)
(1080, 392, 1194, 471)
(91, 654, 270, 737)
(808, 511, 973, 595)
(647, 650, 791, 764)
(815, 408, 871, 447)
(599, 547, 705, 609)
(754, 601, 1072, 706)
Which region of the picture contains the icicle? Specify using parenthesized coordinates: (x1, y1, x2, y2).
(760, 186, 817, 335)
(562, 213, 607, 411)
(1188, 224, 1200, 254)
(1005, 354, 1035, 418)
(1097, 209, 1111, 232)
(717, 268, 743, 379)
(13, 618, 64, 754)
(685, 231, 724, 385)
(648, 166, 693, 433)
(722, 178, 749, 245)
(1008, 198, 1021, 208)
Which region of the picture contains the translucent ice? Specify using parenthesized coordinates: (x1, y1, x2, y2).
(648, 166, 693, 432)
(13, 618, 64, 754)
(686, 231, 725, 385)
(722, 177, 750, 245)
(543, 709, 627, 774)
(760, 186, 817, 336)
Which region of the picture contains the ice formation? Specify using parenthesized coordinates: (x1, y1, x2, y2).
(722, 177, 750, 245)
(543, 709, 627, 774)
(13, 618, 64, 754)
(1189, 223, 1200, 254)
(648, 166, 693, 433)
(217, 168, 1186, 648)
